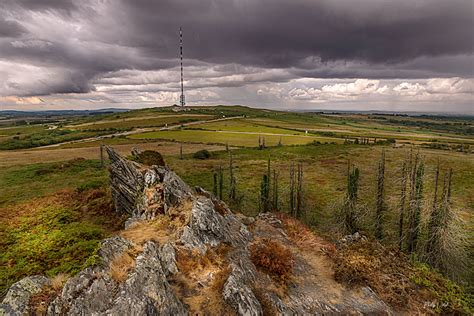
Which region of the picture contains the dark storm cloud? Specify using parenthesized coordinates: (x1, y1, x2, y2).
(0, 19, 26, 38)
(117, 0, 474, 67)
(0, 0, 472, 98)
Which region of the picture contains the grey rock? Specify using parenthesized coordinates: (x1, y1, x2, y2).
(106, 146, 145, 216)
(0, 275, 49, 316)
(340, 232, 367, 245)
(180, 197, 233, 253)
(108, 242, 186, 316)
(131, 147, 143, 157)
(98, 236, 133, 267)
(159, 242, 179, 277)
(47, 242, 187, 316)
(155, 166, 193, 213)
(223, 265, 262, 316)
(106, 148, 192, 220)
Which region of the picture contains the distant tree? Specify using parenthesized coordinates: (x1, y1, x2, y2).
(213, 170, 218, 197)
(398, 154, 410, 250)
(273, 169, 279, 211)
(342, 162, 360, 234)
(375, 149, 386, 240)
(218, 166, 224, 200)
(229, 153, 237, 203)
(259, 174, 270, 213)
(296, 162, 304, 218)
(277, 137, 283, 147)
(179, 144, 183, 160)
(424, 168, 467, 280)
(406, 154, 424, 253)
(289, 163, 296, 216)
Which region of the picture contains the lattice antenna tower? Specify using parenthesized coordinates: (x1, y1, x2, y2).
(179, 27, 185, 107)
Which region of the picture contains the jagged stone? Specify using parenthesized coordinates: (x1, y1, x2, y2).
(223, 265, 262, 316)
(98, 236, 134, 267)
(159, 242, 179, 277)
(0, 276, 49, 316)
(106, 146, 145, 216)
(180, 196, 236, 253)
(131, 147, 142, 157)
(47, 242, 187, 316)
(154, 166, 193, 213)
(106, 147, 192, 219)
(108, 242, 186, 315)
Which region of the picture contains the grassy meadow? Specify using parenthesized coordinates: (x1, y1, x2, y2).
(0, 105, 473, 299)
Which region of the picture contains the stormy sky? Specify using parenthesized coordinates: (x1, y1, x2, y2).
(0, 0, 473, 113)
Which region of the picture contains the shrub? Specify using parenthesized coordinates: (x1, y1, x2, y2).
(250, 238, 294, 283)
(193, 149, 211, 160)
(134, 150, 165, 166)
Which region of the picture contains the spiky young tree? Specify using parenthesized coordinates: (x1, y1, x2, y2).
(398, 158, 409, 250)
(342, 161, 360, 234)
(424, 167, 465, 279)
(228, 153, 237, 203)
(260, 174, 270, 213)
(213, 170, 218, 196)
(407, 155, 424, 253)
(375, 150, 386, 240)
(278, 137, 283, 147)
(273, 170, 279, 211)
(296, 161, 303, 218)
(218, 165, 224, 200)
(289, 163, 296, 216)
(426, 160, 441, 256)
(259, 158, 272, 212)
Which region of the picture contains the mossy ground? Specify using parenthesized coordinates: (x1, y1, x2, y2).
(0, 106, 472, 309)
(0, 176, 124, 298)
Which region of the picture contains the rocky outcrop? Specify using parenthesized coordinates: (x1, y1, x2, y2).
(1, 147, 392, 316)
(106, 146, 192, 219)
(0, 276, 49, 316)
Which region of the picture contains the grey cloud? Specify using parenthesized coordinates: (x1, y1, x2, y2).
(0, 19, 26, 38)
(0, 0, 472, 103)
(117, 0, 473, 66)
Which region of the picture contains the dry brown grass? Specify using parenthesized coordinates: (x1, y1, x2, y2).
(50, 273, 68, 292)
(252, 285, 277, 316)
(108, 252, 135, 282)
(171, 245, 234, 314)
(331, 240, 471, 314)
(0, 142, 226, 167)
(277, 213, 336, 255)
(175, 244, 230, 279)
(250, 238, 294, 285)
(120, 200, 193, 248)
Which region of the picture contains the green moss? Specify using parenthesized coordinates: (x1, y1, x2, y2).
(410, 261, 473, 314)
(0, 185, 118, 299)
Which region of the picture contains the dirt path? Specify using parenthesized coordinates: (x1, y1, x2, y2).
(0, 142, 226, 167)
(34, 116, 245, 149)
(65, 114, 212, 128)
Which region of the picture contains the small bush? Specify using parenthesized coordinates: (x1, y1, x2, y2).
(75, 180, 104, 193)
(250, 238, 294, 283)
(134, 150, 165, 166)
(193, 149, 211, 160)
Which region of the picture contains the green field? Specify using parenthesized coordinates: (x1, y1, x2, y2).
(0, 105, 473, 300)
